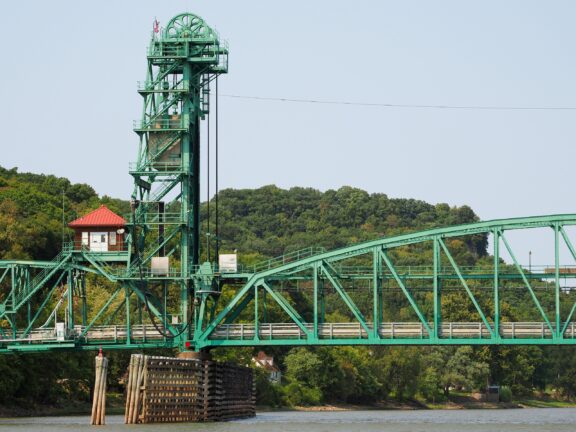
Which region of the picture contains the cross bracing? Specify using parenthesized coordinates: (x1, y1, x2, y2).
(0, 13, 575, 354)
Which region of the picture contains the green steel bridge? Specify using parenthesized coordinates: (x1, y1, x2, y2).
(1, 13, 576, 354)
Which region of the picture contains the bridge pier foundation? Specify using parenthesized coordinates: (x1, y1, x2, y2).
(124, 353, 254, 423)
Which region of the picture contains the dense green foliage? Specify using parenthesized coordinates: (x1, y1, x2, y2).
(1, 167, 576, 409)
(0, 166, 128, 260)
(211, 185, 487, 261)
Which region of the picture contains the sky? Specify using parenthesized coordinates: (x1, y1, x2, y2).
(1, 1, 575, 265)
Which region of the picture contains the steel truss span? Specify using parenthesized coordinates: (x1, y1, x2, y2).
(2, 214, 576, 352)
(1, 13, 576, 354)
(192, 214, 576, 350)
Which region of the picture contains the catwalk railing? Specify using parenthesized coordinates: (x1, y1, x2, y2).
(2, 321, 576, 351)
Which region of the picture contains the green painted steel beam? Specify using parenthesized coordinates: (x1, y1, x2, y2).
(3, 11, 576, 355)
(380, 249, 432, 336)
(438, 238, 495, 338)
(500, 230, 554, 334)
(196, 336, 576, 350)
(261, 281, 312, 338)
(213, 215, 576, 284)
(321, 263, 372, 336)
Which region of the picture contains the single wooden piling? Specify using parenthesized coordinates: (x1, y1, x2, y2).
(124, 355, 135, 424)
(101, 357, 108, 423)
(132, 355, 145, 424)
(126, 354, 141, 424)
(90, 356, 102, 425)
(90, 354, 109, 425)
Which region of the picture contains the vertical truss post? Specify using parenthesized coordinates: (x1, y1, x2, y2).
(180, 61, 193, 346)
(254, 283, 259, 341)
(313, 265, 319, 337)
(8, 315, 16, 339)
(319, 276, 325, 325)
(137, 296, 142, 327)
(181, 280, 190, 343)
(554, 223, 561, 338)
(196, 294, 207, 334)
(433, 238, 441, 340)
(81, 272, 87, 327)
(27, 300, 31, 329)
(560, 226, 576, 261)
(26, 271, 31, 327)
(208, 295, 218, 324)
(125, 287, 132, 345)
(560, 227, 576, 335)
(500, 232, 554, 335)
(372, 248, 382, 338)
(10, 266, 15, 315)
(67, 268, 74, 332)
(262, 289, 268, 323)
(192, 119, 201, 269)
(493, 229, 500, 339)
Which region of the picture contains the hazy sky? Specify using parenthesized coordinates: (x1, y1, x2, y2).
(1, 1, 575, 265)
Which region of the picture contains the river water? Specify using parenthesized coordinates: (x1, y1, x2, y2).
(0, 409, 575, 432)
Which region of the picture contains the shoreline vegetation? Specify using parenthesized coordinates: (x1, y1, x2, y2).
(3, 168, 576, 417)
(1, 393, 576, 418)
(265, 395, 576, 412)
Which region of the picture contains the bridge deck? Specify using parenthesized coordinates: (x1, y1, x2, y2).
(2, 322, 576, 352)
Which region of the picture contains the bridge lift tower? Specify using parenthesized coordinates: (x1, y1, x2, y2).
(129, 13, 228, 347)
(0, 12, 228, 353)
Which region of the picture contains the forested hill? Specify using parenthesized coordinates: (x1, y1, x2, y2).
(1, 166, 576, 409)
(212, 185, 486, 262)
(0, 166, 128, 261)
(0, 165, 484, 263)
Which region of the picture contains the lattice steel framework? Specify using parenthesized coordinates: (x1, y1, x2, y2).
(193, 215, 576, 350)
(129, 12, 228, 346)
(1, 14, 576, 354)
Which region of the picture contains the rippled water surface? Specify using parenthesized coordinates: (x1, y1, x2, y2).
(1, 409, 576, 432)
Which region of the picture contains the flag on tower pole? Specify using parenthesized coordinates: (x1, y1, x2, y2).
(153, 19, 159, 34)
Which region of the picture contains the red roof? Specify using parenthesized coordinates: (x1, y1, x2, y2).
(68, 205, 126, 228)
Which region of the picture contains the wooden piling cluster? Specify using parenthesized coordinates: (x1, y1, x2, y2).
(124, 354, 255, 424)
(124, 354, 147, 424)
(90, 355, 108, 425)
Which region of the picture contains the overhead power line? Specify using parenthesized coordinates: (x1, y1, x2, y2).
(221, 94, 576, 111)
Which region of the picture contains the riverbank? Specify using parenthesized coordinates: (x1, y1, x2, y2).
(0, 393, 125, 418)
(258, 394, 576, 412)
(1, 393, 575, 418)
